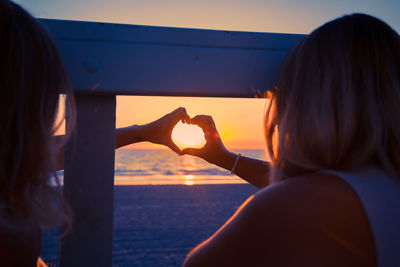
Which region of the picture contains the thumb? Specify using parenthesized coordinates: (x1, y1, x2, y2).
(180, 148, 202, 157)
(167, 142, 182, 155)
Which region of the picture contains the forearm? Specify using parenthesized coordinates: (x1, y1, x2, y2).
(55, 125, 148, 170)
(115, 125, 147, 149)
(210, 151, 270, 189)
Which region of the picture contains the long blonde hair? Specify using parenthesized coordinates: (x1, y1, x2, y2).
(265, 14, 400, 182)
(0, 1, 75, 228)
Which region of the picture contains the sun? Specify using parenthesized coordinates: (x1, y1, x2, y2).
(171, 122, 206, 150)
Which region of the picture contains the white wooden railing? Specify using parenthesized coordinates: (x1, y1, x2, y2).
(40, 18, 304, 267)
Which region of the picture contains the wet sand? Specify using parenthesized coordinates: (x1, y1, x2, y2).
(41, 184, 257, 266)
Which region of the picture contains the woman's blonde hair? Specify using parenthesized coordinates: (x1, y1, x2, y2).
(0, 1, 75, 228)
(265, 14, 400, 182)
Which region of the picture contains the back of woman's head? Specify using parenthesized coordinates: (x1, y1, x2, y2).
(0, 1, 75, 227)
(265, 13, 400, 182)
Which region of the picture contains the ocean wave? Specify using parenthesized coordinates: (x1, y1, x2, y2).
(114, 169, 152, 176)
(178, 168, 230, 176)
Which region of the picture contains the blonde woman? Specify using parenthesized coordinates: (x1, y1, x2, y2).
(182, 14, 400, 266)
(0, 1, 189, 266)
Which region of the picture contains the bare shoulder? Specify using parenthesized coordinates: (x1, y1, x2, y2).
(184, 173, 375, 267)
(248, 173, 376, 266)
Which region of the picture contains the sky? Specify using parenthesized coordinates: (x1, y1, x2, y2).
(116, 96, 268, 149)
(16, 0, 400, 149)
(14, 0, 400, 34)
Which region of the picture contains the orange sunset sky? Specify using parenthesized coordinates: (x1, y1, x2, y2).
(18, 0, 400, 150)
(116, 96, 269, 150)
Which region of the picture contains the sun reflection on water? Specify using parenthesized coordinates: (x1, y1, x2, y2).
(185, 180, 195, 185)
(184, 175, 195, 185)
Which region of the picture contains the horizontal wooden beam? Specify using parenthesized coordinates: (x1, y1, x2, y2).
(40, 19, 305, 97)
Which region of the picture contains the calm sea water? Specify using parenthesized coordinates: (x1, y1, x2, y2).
(57, 149, 268, 185)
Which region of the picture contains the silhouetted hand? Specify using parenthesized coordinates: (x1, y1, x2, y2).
(142, 107, 190, 153)
(181, 115, 231, 165)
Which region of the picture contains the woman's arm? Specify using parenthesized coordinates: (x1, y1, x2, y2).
(184, 174, 377, 266)
(115, 107, 190, 151)
(181, 115, 270, 189)
(213, 151, 270, 189)
(54, 107, 190, 171)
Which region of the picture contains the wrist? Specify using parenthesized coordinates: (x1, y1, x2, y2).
(116, 124, 145, 149)
(136, 122, 162, 144)
(230, 153, 241, 174)
(213, 150, 237, 171)
(126, 124, 146, 143)
(133, 124, 147, 142)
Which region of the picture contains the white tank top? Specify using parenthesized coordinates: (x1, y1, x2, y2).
(321, 165, 400, 267)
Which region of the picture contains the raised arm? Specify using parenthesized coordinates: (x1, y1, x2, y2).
(181, 115, 270, 189)
(54, 107, 190, 171)
(115, 107, 190, 151)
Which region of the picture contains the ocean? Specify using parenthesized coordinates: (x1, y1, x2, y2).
(58, 149, 268, 185)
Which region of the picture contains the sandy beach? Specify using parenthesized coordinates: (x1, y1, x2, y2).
(41, 184, 257, 266)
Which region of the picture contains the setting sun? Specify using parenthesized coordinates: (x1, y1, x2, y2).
(171, 122, 206, 150)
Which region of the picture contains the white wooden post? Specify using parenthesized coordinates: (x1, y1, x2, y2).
(61, 94, 116, 267)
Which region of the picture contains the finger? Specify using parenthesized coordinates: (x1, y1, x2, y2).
(178, 108, 191, 123)
(171, 107, 184, 113)
(181, 110, 191, 123)
(167, 142, 182, 155)
(190, 115, 214, 125)
(173, 107, 190, 123)
(172, 107, 186, 115)
(181, 148, 202, 157)
(204, 130, 219, 142)
(189, 115, 207, 127)
(167, 107, 183, 119)
(190, 115, 217, 132)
